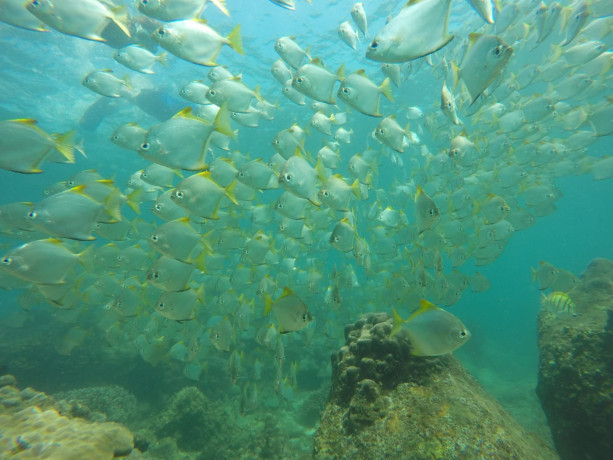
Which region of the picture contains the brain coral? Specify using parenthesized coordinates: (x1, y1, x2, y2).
(0, 406, 133, 459)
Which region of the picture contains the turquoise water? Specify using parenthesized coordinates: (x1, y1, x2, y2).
(0, 0, 612, 457)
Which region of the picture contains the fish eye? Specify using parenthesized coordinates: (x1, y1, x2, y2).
(370, 40, 378, 49)
(141, 142, 149, 151)
(157, 27, 165, 36)
(323, 190, 330, 197)
(494, 46, 502, 57)
(154, 203, 162, 211)
(302, 313, 309, 321)
(459, 330, 467, 338)
(283, 173, 292, 182)
(333, 236, 340, 243)
(150, 234, 159, 242)
(31, 0, 39, 6)
(208, 89, 216, 96)
(377, 128, 384, 135)
(446, 101, 452, 108)
(237, 171, 244, 178)
(27, 211, 37, 219)
(342, 88, 350, 95)
(276, 202, 283, 209)
(429, 208, 436, 216)
(273, 139, 280, 145)
(296, 77, 304, 84)
(151, 271, 160, 279)
(175, 190, 184, 199)
(157, 302, 165, 309)
(141, 0, 148, 4)
(279, 224, 286, 231)
(1, 257, 12, 265)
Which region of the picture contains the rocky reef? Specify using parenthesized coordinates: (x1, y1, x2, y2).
(537, 258, 613, 460)
(0, 375, 134, 459)
(314, 312, 557, 459)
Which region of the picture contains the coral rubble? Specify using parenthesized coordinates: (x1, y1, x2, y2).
(315, 312, 557, 459)
(537, 258, 613, 459)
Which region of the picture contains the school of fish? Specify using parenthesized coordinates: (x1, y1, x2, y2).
(0, 0, 611, 402)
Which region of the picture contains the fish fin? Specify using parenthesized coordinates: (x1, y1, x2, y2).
(451, 62, 460, 90)
(122, 74, 133, 91)
(211, 0, 230, 16)
(53, 130, 76, 164)
(254, 85, 263, 102)
(264, 293, 273, 315)
(351, 179, 362, 199)
(15, 118, 37, 126)
(214, 103, 234, 138)
(380, 77, 394, 102)
(227, 25, 244, 55)
(126, 189, 142, 214)
(110, 5, 131, 38)
(157, 52, 169, 67)
(406, 299, 440, 323)
(390, 307, 404, 337)
(337, 63, 345, 80)
(224, 181, 239, 205)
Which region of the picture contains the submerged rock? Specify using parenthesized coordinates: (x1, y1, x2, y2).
(315, 313, 557, 459)
(537, 258, 613, 460)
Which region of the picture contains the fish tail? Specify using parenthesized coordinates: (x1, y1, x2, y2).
(53, 130, 76, 163)
(157, 52, 169, 67)
(390, 307, 404, 337)
(264, 294, 273, 315)
(380, 77, 394, 103)
(227, 25, 244, 55)
(351, 179, 362, 199)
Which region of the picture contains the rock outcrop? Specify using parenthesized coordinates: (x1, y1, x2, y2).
(537, 258, 613, 460)
(315, 312, 557, 459)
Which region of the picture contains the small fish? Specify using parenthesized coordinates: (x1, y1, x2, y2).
(236, 159, 278, 190)
(151, 20, 242, 67)
(275, 36, 310, 69)
(278, 154, 321, 205)
(318, 175, 361, 212)
(541, 292, 576, 315)
(148, 217, 207, 263)
(415, 186, 439, 233)
(264, 287, 313, 334)
(292, 59, 344, 104)
(351, 2, 368, 37)
(154, 287, 204, 322)
(455, 34, 513, 104)
(334, 127, 353, 144)
(392, 299, 471, 356)
(179, 80, 210, 104)
(330, 218, 356, 252)
(338, 20, 359, 50)
(82, 70, 131, 98)
(366, 0, 454, 63)
(441, 82, 461, 125)
(561, 0, 589, 46)
(271, 59, 293, 84)
(114, 45, 168, 74)
(27, 185, 107, 241)
(210, 316, 233, 351)
(111, 123, 147, 151)
(531, 261, 560, 290)
(26, 0, 130, 42)
(207, 77, 261, 113)
(0, 238, 87, 285)
(146, 255, 194, 291)
(0, 118, 74, 173)
(172, 171, 238, 219)
(337, 70, 393, 117)
(375, 116, 410, 152)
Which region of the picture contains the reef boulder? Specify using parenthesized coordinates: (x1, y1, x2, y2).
(536, 258, 613, 460)
(314, 312, 557, 459)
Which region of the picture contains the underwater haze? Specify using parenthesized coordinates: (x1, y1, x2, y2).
(0, 0, 612, 458)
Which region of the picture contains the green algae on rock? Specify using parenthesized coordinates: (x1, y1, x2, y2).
(537, 258, 613, 460)
(314, 313, 558, 459)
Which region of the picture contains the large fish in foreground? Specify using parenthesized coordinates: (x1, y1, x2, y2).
(366, 0, 454, 63)
(455, 33, 513, 104)
(392, 299, 471, 356)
